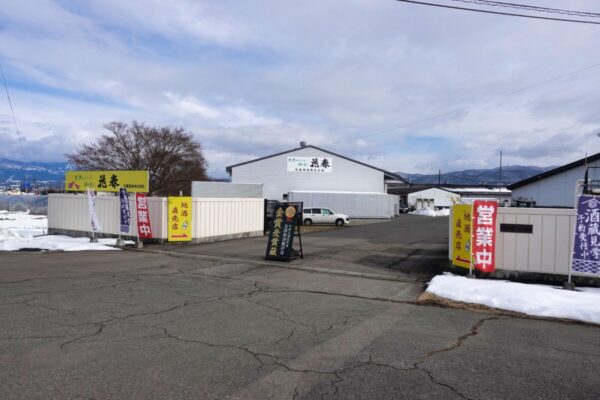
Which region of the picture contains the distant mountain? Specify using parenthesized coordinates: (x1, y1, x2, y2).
(397, 165, 555, 186)
(0, 158, 71, 184)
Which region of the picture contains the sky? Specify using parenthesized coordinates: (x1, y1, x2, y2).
(1, 0, 599, 178)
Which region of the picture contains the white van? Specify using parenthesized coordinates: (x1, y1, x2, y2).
(302, 208, 350, 226)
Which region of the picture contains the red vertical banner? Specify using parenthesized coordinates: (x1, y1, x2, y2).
(471, 200, 498, 273)
(136, 193, 153, 239)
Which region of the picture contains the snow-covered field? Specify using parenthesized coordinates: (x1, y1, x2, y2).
(0, 210, 125, 251)
(409, 208, 450, 217)
(427, 273, 600, 325)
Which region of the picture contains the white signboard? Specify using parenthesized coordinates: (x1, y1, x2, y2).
(287, 156, 333, 173)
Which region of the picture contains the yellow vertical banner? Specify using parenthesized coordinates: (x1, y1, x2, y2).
(168, 197, 192, 242)
(452, 204, 472, 269)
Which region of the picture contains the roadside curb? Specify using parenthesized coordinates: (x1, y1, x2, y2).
(124, 247, 420, 283)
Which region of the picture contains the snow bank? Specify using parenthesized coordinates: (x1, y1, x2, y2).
(0, 210, 128, 251)
(427, 273, 600, 325)
(0, 210, 47, 240)
(409, 208, 449, 217)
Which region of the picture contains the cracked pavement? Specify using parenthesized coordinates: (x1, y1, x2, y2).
(1, 217, 600, 399)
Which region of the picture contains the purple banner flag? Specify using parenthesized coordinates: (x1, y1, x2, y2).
(572, 195, 600, 275)
(119, 188, 131, 234)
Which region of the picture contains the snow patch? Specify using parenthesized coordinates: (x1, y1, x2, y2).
(409, 208, 450, 217)
(427, 273, 600, 325)
(0, 210, 129, 251)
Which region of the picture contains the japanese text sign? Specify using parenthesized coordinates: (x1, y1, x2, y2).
(287, 156, 333, 173)
(265, 204, 298, 261)
(471, 200, 498, 273)
(135, 193, 153, 239)
(572, 195, 600, 275)
(168, 197, 192, 242)
(65, 170, 149, 193)
(452, 204, 472, 269)
(119, 188, 131, 234)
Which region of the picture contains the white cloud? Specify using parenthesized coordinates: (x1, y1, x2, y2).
(1, 0, 600, 177)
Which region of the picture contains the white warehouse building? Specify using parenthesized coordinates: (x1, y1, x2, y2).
(226, 143, 405, 218)
(508, 153, 600, 208)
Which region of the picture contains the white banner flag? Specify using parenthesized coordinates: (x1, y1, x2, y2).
(87, 188, 102, 232)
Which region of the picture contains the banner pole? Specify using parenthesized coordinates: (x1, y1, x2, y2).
(564, 194, 579, 290)
(468, 203, 474, 278)
(136, 196, 143, 248)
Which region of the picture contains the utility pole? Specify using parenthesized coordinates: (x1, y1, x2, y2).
(498, 150, 503, 189)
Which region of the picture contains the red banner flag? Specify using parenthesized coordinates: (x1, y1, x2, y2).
(135, 193, 153, 239)
(471, 200, 498, 273)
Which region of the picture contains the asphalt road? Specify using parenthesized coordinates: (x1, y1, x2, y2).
(154, 214, 451, 280)
(1, 216, 599, 399)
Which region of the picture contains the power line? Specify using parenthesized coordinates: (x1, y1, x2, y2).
(451, 0, 600, 18)
(0, 63, 26, 161)
(360, 61, 600, 139)
(394, 0, 600, 25)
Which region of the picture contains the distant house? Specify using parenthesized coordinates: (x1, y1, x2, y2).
(407, 187, 460, 210)
(508, 153, 600, 208)
(389, 184, 511, 209)
(448, 187, 511, 206)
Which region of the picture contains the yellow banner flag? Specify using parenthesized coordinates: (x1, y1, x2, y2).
(452, 204, 472, 269)
(168, 197, 192, 242)
(65, 171, 149, 193)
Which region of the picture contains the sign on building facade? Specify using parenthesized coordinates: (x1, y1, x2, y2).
(572, 195, 600, 275)
(287, 157, 333, 173)
(168, 197, 192, 242)
(451, 204, 472, 269)
(471, 200, 498, 273)
(265, 203, 299, 261)
(65, 171, 149, 193)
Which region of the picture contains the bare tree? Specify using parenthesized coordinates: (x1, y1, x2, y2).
(66, 121, 208, 195)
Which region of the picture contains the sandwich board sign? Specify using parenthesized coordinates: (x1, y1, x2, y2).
(265, 203, 299, 261)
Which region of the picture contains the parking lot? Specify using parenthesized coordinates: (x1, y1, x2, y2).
(152, 214, 450, 281)
(1, 216, 599, 399)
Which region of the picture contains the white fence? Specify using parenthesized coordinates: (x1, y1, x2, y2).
(449, 207, 579, 277)
(191, 198, 264, 241)
(48, 194, 263, 243)
(496, 207, 576, 276)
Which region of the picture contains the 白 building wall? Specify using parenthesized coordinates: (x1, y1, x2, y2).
(288, 191, 399, 218)
(231, 147, 385, 200)
(511, 161, 600, 208)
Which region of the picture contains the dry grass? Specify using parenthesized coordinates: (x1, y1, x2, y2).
(417, 291, 527, 317)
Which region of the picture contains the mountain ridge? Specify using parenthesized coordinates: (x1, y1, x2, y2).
(0, 158, 71, 183)
(397, 165, 555, 186)
(0, 158, 555, 187)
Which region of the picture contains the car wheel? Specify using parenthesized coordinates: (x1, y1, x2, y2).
(335, 219, 344, 226)
(304, 219, 313, 226)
